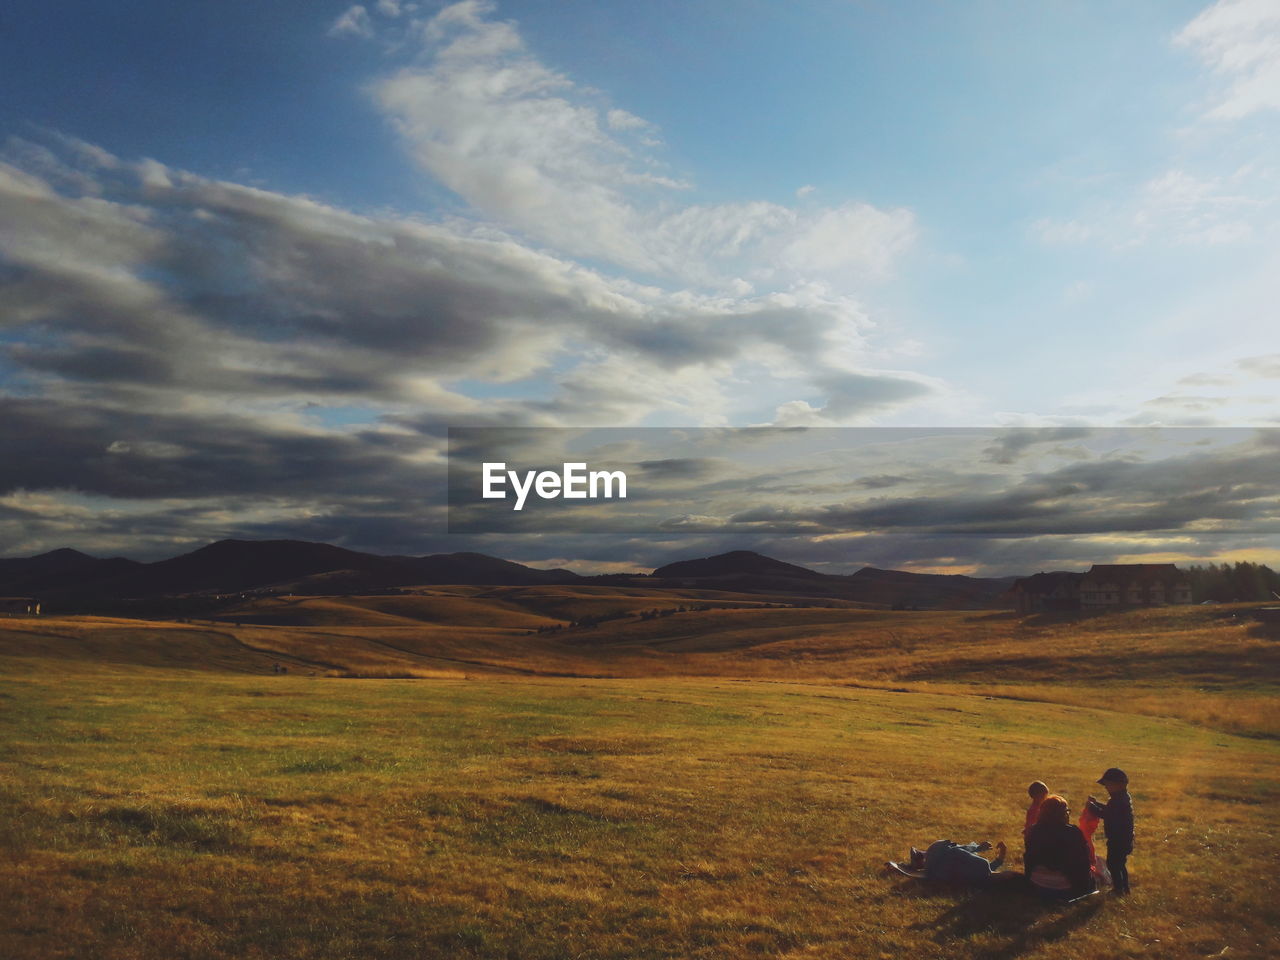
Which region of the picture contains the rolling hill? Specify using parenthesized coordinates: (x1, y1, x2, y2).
(650, 550, 1015, 608)
(0, 540, 585, 607)
(4, 540, 1016, 611)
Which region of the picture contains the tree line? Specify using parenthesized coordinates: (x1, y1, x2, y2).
(1184, 562, 1280, 602)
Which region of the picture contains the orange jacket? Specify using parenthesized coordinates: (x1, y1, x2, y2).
(1078, 806, 1102, 864)
(1023, 799, 1045, 840)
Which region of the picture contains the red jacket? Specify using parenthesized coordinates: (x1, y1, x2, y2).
(1024, 799, 1045, 840)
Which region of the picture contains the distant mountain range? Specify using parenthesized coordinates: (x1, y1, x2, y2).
(0, 540, 577, 608)
(0, 540, 1017, 611)
(653, 549, 1016, 607)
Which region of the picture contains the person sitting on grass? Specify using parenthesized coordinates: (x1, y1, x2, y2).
(903, 839, 1008, 887)
(1024, 795, 1095, 902)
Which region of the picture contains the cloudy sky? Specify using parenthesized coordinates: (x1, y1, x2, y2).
(1, 0, 1278, 572)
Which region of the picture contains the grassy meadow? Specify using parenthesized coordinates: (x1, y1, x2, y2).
(2, 595, 1278, 958)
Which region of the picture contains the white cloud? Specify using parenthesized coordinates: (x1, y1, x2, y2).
(1032, 167, 1267, 248)
(1176, 0, 1280, 119)
(0, 139, 935, 431)
(1239, 353, 1280, 378)
(1033, 4, 1280, 257)
(1132, 168, 1260, 244)
(606, 108, 649, 131)
(328, 4, 375, 39)
(367, 1, 915, 286)
(780, 203, 915, 276)
(1031, 217, 1095, 245)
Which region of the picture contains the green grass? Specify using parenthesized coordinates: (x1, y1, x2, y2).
(2, 658, 1278, 959)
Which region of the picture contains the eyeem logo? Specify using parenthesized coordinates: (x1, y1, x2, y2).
(482, 462, 627, 511)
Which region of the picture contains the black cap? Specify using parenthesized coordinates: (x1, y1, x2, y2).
(1097, 767, 1128, 785)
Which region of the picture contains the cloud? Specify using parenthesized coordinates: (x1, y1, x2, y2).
(854, 474, 910, 489)
(0, 139, 929, 422)
(1238, 353, 1280, 378)
(0, 4, 941, 561)
(1176, 0, 1280, 120)
(441, 427, 1280, 574)
(726, 436, 1280, 539)
(812, 370, 937, 419)
(983, 427, 1093, 464)
(606, 109, 650, 132)
(1030, 4, 1280, 258)
(0, 131, 940, 557)
(1032, 168, 1266, 249)
(634, 458, 735, 483)
(329, 4, 375, 39)
(367, 1, 915, 284)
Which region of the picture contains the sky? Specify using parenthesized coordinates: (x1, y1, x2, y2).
(1, 0, 1278, 573)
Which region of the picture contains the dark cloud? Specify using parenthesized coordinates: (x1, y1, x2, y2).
(727, 439, 1280, 537)
(2, 139, 1274, 573)
(0, 396, 435, 501)
(635, 458, 732, 482)
(814, 370, 935, 418)
(854, 474, 910, 489)
(982, 427, 1092, 464)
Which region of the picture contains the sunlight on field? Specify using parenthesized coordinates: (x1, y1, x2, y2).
(2, 602, 1274, 735)
(2, 652, 1277, 959)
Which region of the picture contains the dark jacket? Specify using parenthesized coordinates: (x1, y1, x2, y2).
(1086, 792, 1134, 851)
(923, 840, 1000, 886)
(1024, 822, 1094, 895)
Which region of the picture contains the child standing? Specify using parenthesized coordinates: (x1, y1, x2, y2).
(1087, 767, 1135, 895)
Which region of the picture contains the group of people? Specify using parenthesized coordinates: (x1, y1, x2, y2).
(901, 767, 1135, 901)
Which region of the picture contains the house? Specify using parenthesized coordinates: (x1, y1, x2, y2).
(1079, 564, 1192, 607)
(1007, 563, 1193, 612)
(1006, 572, 1082, 613)
(0, 597, 41, 616)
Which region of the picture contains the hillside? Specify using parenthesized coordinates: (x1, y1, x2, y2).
(845, 566, 1018, 607)
(652, 550, 1014, 608)
(1, 540, 1024, 612)
(2, 599, 1274, 737)
(0, 540, 584, 607)
(5, 667, 1275, 960)
(0, 548, 143, 596)
(2, 605, 1277, 959)
(653, 550, 823, 581)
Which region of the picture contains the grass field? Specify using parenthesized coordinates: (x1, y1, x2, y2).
(2, 599, 1278, 958)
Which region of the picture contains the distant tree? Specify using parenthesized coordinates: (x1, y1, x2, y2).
(1185, 561, 1279, 602)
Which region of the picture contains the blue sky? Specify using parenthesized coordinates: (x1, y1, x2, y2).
(1, 0, 1278, 567)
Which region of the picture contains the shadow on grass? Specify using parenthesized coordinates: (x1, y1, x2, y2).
(1019, 608, 1122, 627)
(83, 803, 245, 851)
(891, 877, 1105, 960)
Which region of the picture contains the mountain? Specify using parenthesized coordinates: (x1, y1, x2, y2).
(0, 539, 582, 606)
(107, 539, 400, 597)
(2, 540, 1016, 612)
(409, 552, 578, 586)
(277, 551, 578, 593)
(845, 567, 1018, 608)
(652, 551, 1015, 608)
(653, 550, 822, 581)
(0, 548, 143, 596)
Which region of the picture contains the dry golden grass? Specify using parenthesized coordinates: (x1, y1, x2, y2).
(1, 599, 1277, 958)
(2, 662, 1276, 959)
(2, 602, 1275, 735)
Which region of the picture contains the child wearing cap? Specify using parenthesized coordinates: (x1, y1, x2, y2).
(1087, 768, 1134, 895)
